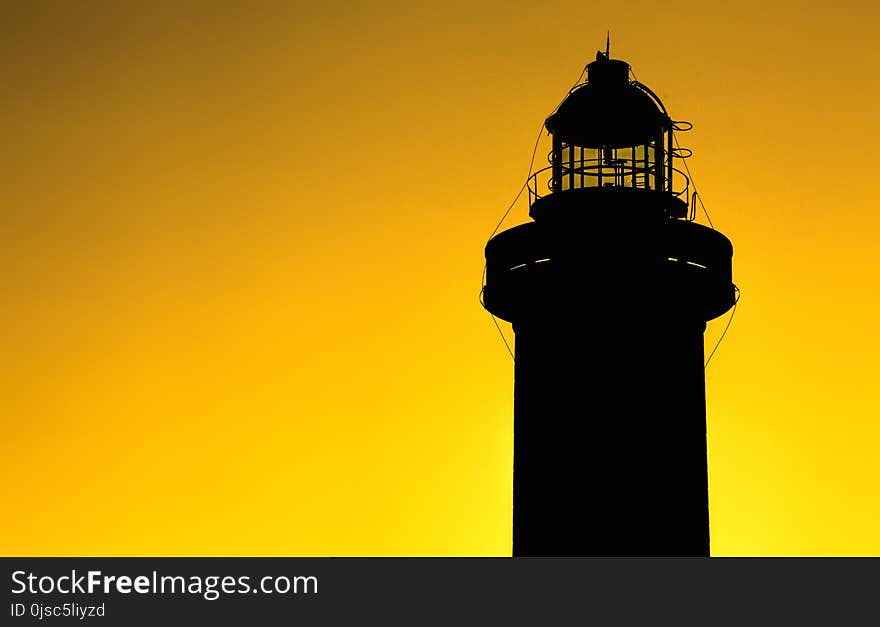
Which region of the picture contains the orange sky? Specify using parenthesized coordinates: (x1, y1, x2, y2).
(2, 1, 879, 555)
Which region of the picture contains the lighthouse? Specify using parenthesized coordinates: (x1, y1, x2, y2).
(482, 50, 735, 556)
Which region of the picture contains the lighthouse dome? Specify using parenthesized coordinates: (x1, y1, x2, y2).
(546, 55, 669, 148)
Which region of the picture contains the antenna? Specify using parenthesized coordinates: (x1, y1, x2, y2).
(606, 31, 610, 58)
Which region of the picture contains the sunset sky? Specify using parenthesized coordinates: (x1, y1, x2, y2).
(3, 1, 879, 555)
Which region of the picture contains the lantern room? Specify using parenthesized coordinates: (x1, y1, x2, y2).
(528, 52, 692, 221)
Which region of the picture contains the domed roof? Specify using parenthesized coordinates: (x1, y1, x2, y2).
(545, 56, 670, 148)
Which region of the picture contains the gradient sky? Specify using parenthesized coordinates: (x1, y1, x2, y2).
(3, 1, 879, 555)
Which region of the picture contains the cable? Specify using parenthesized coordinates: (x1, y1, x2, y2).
(478, 286, 515, 362)
(491, 311, 516, 361)
(631, 67, 714, 229)
(566, 66, 588, 96)
(487, 62, 589, 242)
(480, 63, 590, 361)
(478, 124, 540, 333)
(487, 124, 543, 240)
(704, 285, 740, 368)
(674, 133, 714, 229)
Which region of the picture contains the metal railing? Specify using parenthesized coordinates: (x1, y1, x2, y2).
(527, 159, 690, 207)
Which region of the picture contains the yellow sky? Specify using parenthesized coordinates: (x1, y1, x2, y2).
(2, 1, 879, 555)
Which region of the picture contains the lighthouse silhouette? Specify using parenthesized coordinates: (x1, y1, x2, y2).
(482, 47, 736, 557)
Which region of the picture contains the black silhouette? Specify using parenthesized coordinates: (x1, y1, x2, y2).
(483, 50, 735, 556)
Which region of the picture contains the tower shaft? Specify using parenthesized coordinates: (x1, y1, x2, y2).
(513, 311, 709, 556)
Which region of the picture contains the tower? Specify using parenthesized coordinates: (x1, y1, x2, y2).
(482, 51, 735, 556)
